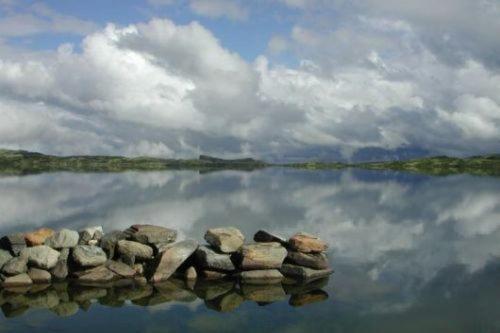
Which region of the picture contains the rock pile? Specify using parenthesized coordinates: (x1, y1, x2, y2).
(0, 226, 333, 288)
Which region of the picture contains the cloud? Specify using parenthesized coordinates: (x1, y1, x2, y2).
(189, 0, 248, 21)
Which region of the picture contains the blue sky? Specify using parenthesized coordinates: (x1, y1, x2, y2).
(0, 0, 499, 160)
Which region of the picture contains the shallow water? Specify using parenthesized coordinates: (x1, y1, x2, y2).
(0, 168, 499, 332)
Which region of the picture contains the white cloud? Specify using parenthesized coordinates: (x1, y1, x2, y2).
(189, 0, 248, 21)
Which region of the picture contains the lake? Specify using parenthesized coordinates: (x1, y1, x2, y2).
(0, 168, 499, 332)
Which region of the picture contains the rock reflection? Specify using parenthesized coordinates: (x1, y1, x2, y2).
(0, 277, 330, 318)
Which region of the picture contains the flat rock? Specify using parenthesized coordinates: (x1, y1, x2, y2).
(106, 260, 136, 278)
(45, 229, 79, 249)
(24, 228, 54, 246)
(77, 265, 117, 283)
(117, 240, 153, 260)
(289, 232, 327, 253)
(78, 226, 103, 245)
(196, 246, 235, 271)
(286, 251, 329, 269)
(21, 245, 60, 270)
(27, 268, 51, 284)
(126, 224, 177, 245)
(289, 290, 329, 307)
(0, 249, 13, 269)
(253, 230, 287, 245)
(72, 245, 107, 267)
(2, 257, 27, 275)
(151, 240, 198, 283)
(280, 264, 333, 282)
(1, 233, 26, 256)
(204, 227, 244, 253)
(2, 273, 33, 287)
(240, 242, 287, 270)
(100, 231, 127, 258)
(239, 269, 284, 284)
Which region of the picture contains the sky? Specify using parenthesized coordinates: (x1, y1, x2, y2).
(0, 0, 499, 160)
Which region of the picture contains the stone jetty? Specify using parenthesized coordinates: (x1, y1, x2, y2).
(0, 225, 333, 316)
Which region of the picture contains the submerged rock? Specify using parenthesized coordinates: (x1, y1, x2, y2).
(195, 246, 235, 272)
(45, 229, 79, 249)
(239, 269, 284, 284)
(286, 251, 329, 270)
(240, 242, 287, 270)
(24, 228, 54, 246)
(117, 240, 153, 261)
(27, 268, 51, 284)
(21, 246, 60, 270)
(288, 232, 327, 253)
(280, 264, 333, 282)
(1, 257, 27, 276)
(151, 240, 198, 283)
(204, 227, 244, 253)
(72, 245, 107, 267)
(1, 234, 26, 256)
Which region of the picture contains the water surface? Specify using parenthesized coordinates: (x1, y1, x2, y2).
(1, 168, 499, 332)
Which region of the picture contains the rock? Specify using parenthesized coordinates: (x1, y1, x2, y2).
(45, 229, 79, 249)
(280, 264, 333, 282)
(117, 240, 153, 260)
(78, 226, 103, 245)
(106, 260, 136, 278)
(289, 290, 329, 307)
(286, 251, 329, 269)
(185, 266, 197, 280)
(50, 260, 68, 280)
(201, 270, 227, 280)
(27, 268, 51, 284)
(204, 227, 244, 253)
(21, 246, 60, 270)
(24, 228, 55, 246)
(206, 291, 244, 312)
(253, 230, 287, 245)
(0, 249, 13, 269)
(151, 240, 198, 283)
(240, 242, 287, 270)
(239, 269, 284, 284)
(58, 248, 70, 261)
(126, 225, 177, 246)
(241, 283, 286, 303)
(100, 230, 127, 258)
(132, 263, 144, 275)
(2, 273, 32, 287)
(289, 232, 327, 253)
(2, 257, 27, 275)
(51, 302, 79, 317)
(77, 265, 117, 283)
(72, 245, 107, 267)
(1, 233, 26, 256)
(196, 246, 235, 271)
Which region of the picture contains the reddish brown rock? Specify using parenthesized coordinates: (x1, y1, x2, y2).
(289, 232, 327, 253)
(240, 242, 287, 270)
(24, 228, 54, 246)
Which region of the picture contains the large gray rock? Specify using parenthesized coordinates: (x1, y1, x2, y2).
(45, 229, 79, 249)
(2, 257, 27, 275)
(196, 246, 235, 272)
(117, 240, 153, 260)
(78, 226, 103, 245)
(253, 230, 288, 245)
(0, 249, 13, 269)
(0, 233, 26, 256)
(286, 251, 329, 270)
(2, 273, 32, 287)
(106, 260, 136, 278)
(204, 227, 244, 253)
(288, 232, 327, 253)
(27, 268, 51, 284)
(151, 240, 198, 283)
(239, 269, 284, 284)
(73, 245, 107, 267)
(126, 224, 177, 245)
(21, 245, 60, 270)
(100, 230, 127, 258)
(240, 242, 287, 270)
(280, 264, 333, 282)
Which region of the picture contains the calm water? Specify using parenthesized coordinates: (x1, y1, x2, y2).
(1, 168, 500, 332)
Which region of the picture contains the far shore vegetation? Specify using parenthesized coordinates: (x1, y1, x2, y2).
(0, 149, 499, 177)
